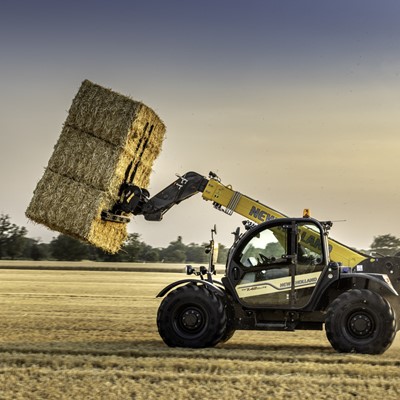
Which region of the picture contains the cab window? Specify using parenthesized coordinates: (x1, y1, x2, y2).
(297, 223, 324, 273)
(239, 226, 286, 269)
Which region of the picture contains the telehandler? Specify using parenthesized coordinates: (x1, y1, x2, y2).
(103, 171, 400, 354)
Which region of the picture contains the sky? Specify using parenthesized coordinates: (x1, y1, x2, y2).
(1, 0, 400, 250)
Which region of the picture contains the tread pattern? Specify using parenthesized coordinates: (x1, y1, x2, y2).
(157, 284, 227, 348)
(325, 289, 397, 354)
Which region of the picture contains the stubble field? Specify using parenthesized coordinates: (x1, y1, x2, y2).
(0, 265, 399, 400)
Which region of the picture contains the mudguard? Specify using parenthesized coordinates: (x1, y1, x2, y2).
(156, 279, 226, 298)
(342, 272, 399, 296)
(309, 270, 399, 312)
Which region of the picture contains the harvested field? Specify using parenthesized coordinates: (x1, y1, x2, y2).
(0, 267, 399, 400)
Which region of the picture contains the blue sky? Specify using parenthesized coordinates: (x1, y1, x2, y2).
(1, 1, 400, 249)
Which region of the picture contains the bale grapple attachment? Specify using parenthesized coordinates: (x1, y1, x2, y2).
(101, 172, 209, 223)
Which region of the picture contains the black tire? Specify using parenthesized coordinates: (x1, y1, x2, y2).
(325, 289, 397, 354)
(219, 293, 236, 343)
(157, 284, 227, 348)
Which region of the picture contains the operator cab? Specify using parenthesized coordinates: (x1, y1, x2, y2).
(227, 218, 329, 309)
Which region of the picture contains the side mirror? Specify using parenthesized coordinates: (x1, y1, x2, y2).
(186, 265, 195, 275)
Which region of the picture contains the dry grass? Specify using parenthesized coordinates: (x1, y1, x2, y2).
(0, 268, 399, 400)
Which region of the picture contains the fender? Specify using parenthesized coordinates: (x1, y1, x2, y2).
(311, 271, 399, 311)
(340, 272, 399, 296)
(156, 279, 226, 298)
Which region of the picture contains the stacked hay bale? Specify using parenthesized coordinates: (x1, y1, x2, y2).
(26, 80, 165, 253)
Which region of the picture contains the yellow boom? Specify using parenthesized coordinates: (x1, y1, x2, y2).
(202, 178, 367, 267)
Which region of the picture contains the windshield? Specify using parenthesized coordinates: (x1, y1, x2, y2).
(240, 227, 286, 268)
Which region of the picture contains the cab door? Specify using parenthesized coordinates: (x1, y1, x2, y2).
(229, 219, 326, 308)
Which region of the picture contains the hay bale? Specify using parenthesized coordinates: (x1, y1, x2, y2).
(65, 79, 165, 152)
(26, 80, 165, 253)
(26, 170, 126, 253)
(47, 125, 133, 194)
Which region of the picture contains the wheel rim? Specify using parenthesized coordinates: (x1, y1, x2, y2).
(347, 310, 375, 339)
(174, 305, 207, 337)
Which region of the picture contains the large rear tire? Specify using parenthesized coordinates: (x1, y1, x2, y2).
(157, 284, 227, 348)
(325, 289, 397, 354)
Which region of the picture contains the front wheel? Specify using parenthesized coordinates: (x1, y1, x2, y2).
(325, 289, 397, 354)
(157, 284, 227, 348)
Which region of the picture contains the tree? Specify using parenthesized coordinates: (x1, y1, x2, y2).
(137, 243, 160, 262)
(21, 238, 50, 261)
(217, 243, 229, 264)
(6, 225, 28, 260)
(122, 233, 142, 261)
(0, 214, 28, 259)
(160, 236, 187, 262)
(186, 242, 207, 263)
(30, 242, 43, 261)
(370, 234, 400, 256)
(142, 249, 160, 262)
(89, 233, 154, 262)
(50, 234, 90, 261)
(0, 215, 233, 264)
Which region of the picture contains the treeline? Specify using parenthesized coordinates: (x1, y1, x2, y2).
(3, 213, 400, 263)
(0, 214, 228, 263)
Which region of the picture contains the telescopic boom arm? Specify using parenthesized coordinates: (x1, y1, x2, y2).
(103, 171, 368, 267)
